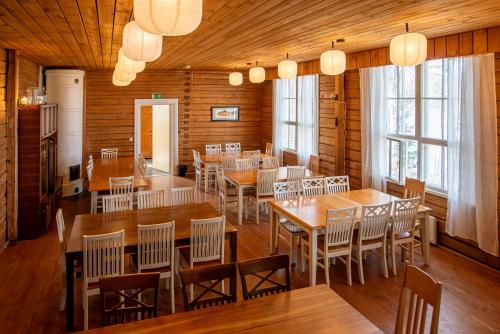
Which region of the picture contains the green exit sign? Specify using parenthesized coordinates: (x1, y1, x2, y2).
(152, 93, 162, 99)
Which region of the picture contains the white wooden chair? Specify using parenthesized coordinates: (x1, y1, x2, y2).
(309, 155, 320, 173)
(56, 209, 67, 311)
(101, 148, 118, 159)
(300, 207, 357, 286)
(216, 167, 238, 214)
(301, 177, 325, 197)
(273, 181, 306, 264)
(109, 176, 134, 209)
(169, 187, 196, 206)
(246, 168, 278, 224)
(243, 149, 260, 158)
(82, 230, 124, 330)
(137, 222, 176, 313)
(286, 166, 306, 183)
(205, 144, 222, 155)
(102, 194, 133, 213)
(221, 155, 237, 170)
(352, 202, 392, 284)
(193, 149, 216, 190)
(325, 175, 350, 193)
(225, 143, 241, 153)
(265, 142, 273, 156)
(389, 197, 420, 276)
(137, 189, 165, 209)
(404, 177, 426, 255)
(138, 153, 148, 176)
(235, 158, 253, 171)
(262, 157, 279, 169)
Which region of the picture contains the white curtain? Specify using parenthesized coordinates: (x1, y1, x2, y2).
(272, 79, 285, 164)
(297, 74, 319, 166)
(446, 54, 499, 256)
(360, 67, 388, 191)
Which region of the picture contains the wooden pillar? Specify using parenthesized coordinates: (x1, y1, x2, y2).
(6, 49, 18, 241)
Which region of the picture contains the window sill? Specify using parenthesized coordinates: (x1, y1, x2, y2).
(385, 179, 448, 200)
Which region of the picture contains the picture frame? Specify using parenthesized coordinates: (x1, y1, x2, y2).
(211, 106, 240, 121)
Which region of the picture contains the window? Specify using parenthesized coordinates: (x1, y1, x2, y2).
(385, 59, 449, 193)
(281, 78, 297, 151)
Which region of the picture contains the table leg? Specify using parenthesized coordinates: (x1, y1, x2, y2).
(91, 191, 97, 213)
(422, 212, 431, 265)
(269, 207, 276, 254)
(66, 253, 75, 331)
(204, 165, 209, 192)
(237, 186, 243, 226)
(229, 231, 238, 263)
(308, 229, 318, 286)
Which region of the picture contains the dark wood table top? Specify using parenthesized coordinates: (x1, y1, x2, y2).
(66, 202, 236, 254)
(76, 285, 382, 334)
(88, 157, 148, 192)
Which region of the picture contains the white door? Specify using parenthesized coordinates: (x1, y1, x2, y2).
(152, 105, 170, 172)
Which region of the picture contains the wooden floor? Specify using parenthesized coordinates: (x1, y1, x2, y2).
(0, 175, 499, 333)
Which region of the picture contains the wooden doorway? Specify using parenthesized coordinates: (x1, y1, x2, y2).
(140, 106, 152, 159)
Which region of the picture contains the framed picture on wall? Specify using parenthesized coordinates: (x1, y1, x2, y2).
(211, 106, 240, 121)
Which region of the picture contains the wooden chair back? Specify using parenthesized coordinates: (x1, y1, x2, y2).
(243, 149, 261, 157)
(137, 154, 147, 176)
(404, 178, 426, 205)
(137, 190, 165, 209)
(392, 197, 420, 235)
(309, 155, 320, 173)
(169, 186, 196, 206)
(262, 157, 280, 169)
(216, 167, 226, 192)
(301, 177, 325, 197)
(257, 169, 278, 197)
(286, 166, 306, 183)
(359, 202, 392, 241)
(221, 155, 237, 170)
(180, 263, 237, 312)
(99, 273, 160, 327)
(137, 222, 175, 271)
(225, 143, 241, 153)
(265, 142, 273, 156)
(190, 216, 225, 264)
(102, 194, 133, 213)
(395, 265, 442, 334)
(235, 158, 253, 171)
(273, 181, 300, 200)
(325, 175, 350, 193)
(101, 148, 118, 159)
(83, 230, 124, 285)
(205, 144, 222, 155)
(238, 255, 291, 300)
(109, 176, 134, 196)
(325, 207, 357, 248)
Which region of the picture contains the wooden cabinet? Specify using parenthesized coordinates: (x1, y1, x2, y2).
(18, 104, 58, 239)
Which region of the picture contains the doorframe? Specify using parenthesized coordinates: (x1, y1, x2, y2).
(134, 99, 178, 173)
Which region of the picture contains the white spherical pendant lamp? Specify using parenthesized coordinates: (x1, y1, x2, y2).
(229, 71, 243, 86)
(320, 40, 346, 75)
(278, 53, 297, 79)
(390, 23, 427, 66)
(114, 63, 137, 82)
(122, 21, 162, 62)
(118, 47, 146, 74)
(134, 0, 203, 36)
(112, 71, 131, 86)
(249, 61, 265, 83)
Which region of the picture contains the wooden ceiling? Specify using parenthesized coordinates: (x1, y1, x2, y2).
(0, 0, 499, 72)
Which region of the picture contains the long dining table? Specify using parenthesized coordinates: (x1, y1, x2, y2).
(224, 167, 323, 225)
(88, 157, 148, 213)
(268, 188, 432, 286)
(65, 202, 237, 331)
(75, 285, 382, 334)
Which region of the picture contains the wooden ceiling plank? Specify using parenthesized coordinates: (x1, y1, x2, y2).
(0, 19, 47, 64)
(96, 0, 117, 71)
(78, 0, 104, 70)
(109, 0, 133, 71)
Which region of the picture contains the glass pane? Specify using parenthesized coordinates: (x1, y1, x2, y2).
(402, 66, 415, 98)
(289, 99, 296, 122)
(422, 144, 446, 190)
(386, 66, 398, 98)
(404, 140, 418, 179)
(288, 125, 296, 150)
(423, 59, 444, 98)
(282, 123, 289, 149)
(422, 99, 446, 139)
(389, 140, 400, 181)
(400, 99, 415, 136)
(387, 99, 398, 134)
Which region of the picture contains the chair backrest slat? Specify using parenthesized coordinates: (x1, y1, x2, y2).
(103, 194, 133, 213)
(325, 207, 357, 248)
(257, 169, 278, 197)
(309, 155, 320, 173)
(235, 158, 254, 171)
(169, 187, 196, 206)
(205, 144, 222, 155)
(392, 197, 420, 235)
(190, 216, 225, 263)
(101, 148, 118, 159)
(301, 177, 325, 197)
(359, 202, 392, 241)
(137, 190, 165, 209)
(225, 143, 241, 153)
(404, 178, 426, 205)
(273, 181, 300, 200)
(262, 157, 280, 169)
(109, 176, 134, 197)
(265, 142, 273, 156)
(286, 166, 306, 183)
(325, 175, 350, 194)
(138, 222, 175, 270)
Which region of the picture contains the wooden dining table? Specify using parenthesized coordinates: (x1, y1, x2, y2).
(65, 202, 237, 331)
(224, 167, 323, 225)
(199, 152, 273, 190)
(88, 157, 149, 213)
(268, 188, 432, 286)
(75, 284, 382, 334)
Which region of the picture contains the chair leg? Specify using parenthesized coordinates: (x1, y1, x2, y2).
(409, 241, 415, 265)
(346, 254, 352, 286)
(324, 256, 330, 287)
(300, 241, 307, 273)
(83, 294, 89, 330)
(275, 225, 280, 251)
(391, 241, 397, 276)
(170, 273, 175, 314)
(382, 243, 389, 279)
(357, 248, 364, 285)
(290, 234, 296, 265)
(256, 201, 260, 225)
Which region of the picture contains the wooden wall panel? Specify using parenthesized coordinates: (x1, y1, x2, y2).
(0, 49, 6, 249)
(260, 80, 273, 150)
(17, 56, 38, 97)
(85, 71, 262, 168)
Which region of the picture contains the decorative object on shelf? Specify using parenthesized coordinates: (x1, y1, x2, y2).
(278, 53, 297, 79)
(122, 21, 162, 62)
(320, 39, 346, 75)
(134, 0, 203, 36)
(249, 61, 265, 83)
(229, 70, 243, 86)
(211, 106, 239, 121)
(118, 47, 146, 74)
(390, 23, 427, 66)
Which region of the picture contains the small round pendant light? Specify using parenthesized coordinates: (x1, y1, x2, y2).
(229, 69, 243, 86)
(249, 61, 265, 83)
(278, 53, 297, 79)
(114, 63, 137, 82)
(122, 21, 162, 62)
(134, 0, 203, 36)
(112, 71, 131, 86)
(320, 40, 346, 75)
(390, 23, 427, 66)
(118, 47, 146, 74)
